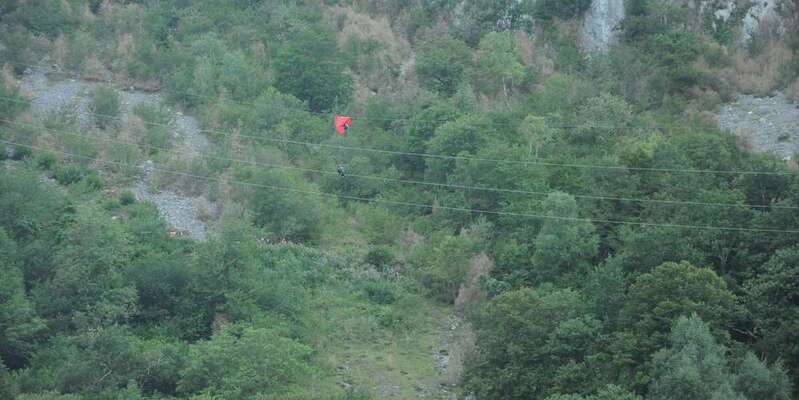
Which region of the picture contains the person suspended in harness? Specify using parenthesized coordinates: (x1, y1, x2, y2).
(333, 115, 353, 176)
(334, 115, 352, 135)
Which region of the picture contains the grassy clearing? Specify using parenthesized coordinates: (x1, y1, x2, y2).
(312, 283, 454, 398)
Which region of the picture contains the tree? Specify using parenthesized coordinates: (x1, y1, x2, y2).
(0, 228, 44, 369)
(461, 0, 535, 42)
(546, 385, 641, 400)
(16, 326, 145, 397)
(274, 22, 352, 112)
(33, 208, 136, 332)
(415, 34, 472, 95)
(0, 79, 29, 122)
(177, 324, 312, 398)
(530, 192, 598, 286)
(463, 288, 602, 399)
(621, 261, 736, 369)
(425, 114, 495, 182)
(518, 115, 555, 159)
(89, 86, 121, 129)
(190, 209, 260, 325)
(473, 31, 525, 100)
(733, 352, 792, 400)
(648, 315, 738, 400)
(746, 247, 799, 390)
(245, 170, 322, 243)
(414, 234, 476, 303)
(573, 93, 633, 150)
(534, 0, 592, 19)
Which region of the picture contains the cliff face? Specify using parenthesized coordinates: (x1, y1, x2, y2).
(579, 0, 798, 54)
(579, 0, 625, 54)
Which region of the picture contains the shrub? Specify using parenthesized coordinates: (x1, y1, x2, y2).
(35, 152, 57, 170)
(0, 143, 6, 160)
(375, 306, 407, 329)
(415, 34, 472, 95)
(54, 164, 83, 185)
(788, 80, 799, 104)
(133, 103, 172, 153)
(11, 144, 32, 160)
(78, 170, 103, 191)
(0, 81, 29, 121)
(364, 246, 395, 270)
(119, 190, 136, 206)
(89, 86, 121, 129)
(534, 0, 592, 19)
(360, 279, 398, 305)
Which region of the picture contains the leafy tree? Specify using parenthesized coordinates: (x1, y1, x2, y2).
(415, 234, 476, 303)
(244, 170, 322, 242)
(546, 385, 641, 400)
(0, 228, 44, 369)
(648, 315, 737, 400)
(0, 169, 71, 285)
(177, 324, 312, 398)
(572, 93, 633, 150)
(733, 352, 792, 400)
(746, 247, 799, 390)
(16, 326, 145, 397)
(415, 34, 472, 95)
(0, 80, 30, 122)
(89, 86, 121, 129)
(190, 210, 260, 324)
(530, 192, 598, 286)
(519, 115, 555, 158)
(7, 0, 81, 37)
(464, 287, 602, 399)
(621, 261, 736, 367)
(534, 0, 592, 19)
(425, 114, 495, 182)
(461, 0, 535, 42)
(473, 31, 525, 100)
(33, 208, 136, 332)
(274, 21, 352, 112)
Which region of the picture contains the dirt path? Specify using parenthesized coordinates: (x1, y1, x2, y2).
(19, 68, 216, 240)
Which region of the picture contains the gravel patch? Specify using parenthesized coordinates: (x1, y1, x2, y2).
(18, 69, 216, 240)
(717, 92, 799, 160)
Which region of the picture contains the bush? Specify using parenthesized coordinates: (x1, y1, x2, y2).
(534, 0, 591, 19)
(0, 143, 6, 160)
(89, 86, 121, 129)
(0, 81, 30, 122)
(364, 246, 395, 270)
(35, 152, 57, 170)
(11, 144, 32, 160)
(415, 34, 472, 95)
(133, 103, 172, 154)
(54, 164, 83, 185)
(360, 279, 398, 305)
(80, 170, 103, 191)
(119, 190, 136, 206)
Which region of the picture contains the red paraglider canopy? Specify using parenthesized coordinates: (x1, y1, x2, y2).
(334, 115, 352, 135)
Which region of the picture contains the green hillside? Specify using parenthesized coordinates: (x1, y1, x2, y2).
(1, 0, 799, 399)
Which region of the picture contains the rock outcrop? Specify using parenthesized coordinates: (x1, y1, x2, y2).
(579, 0, 797, 54)
(580, 0, 626, 54)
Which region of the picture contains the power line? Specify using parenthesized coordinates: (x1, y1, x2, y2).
(0, 92, 794, 176)
(2, 138, 798, 234)
(10, 62, 798, 133)
(5, 118, 798, 211)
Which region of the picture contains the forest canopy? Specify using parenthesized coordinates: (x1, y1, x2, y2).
(1, 0, 799, 399)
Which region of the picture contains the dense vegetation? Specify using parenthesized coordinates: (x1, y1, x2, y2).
(1, 0, 799, 399)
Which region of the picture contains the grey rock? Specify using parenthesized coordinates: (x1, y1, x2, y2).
(717, 92, 799, 160)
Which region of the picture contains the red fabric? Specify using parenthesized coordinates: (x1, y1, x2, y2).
(334, 115, 352, 135)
